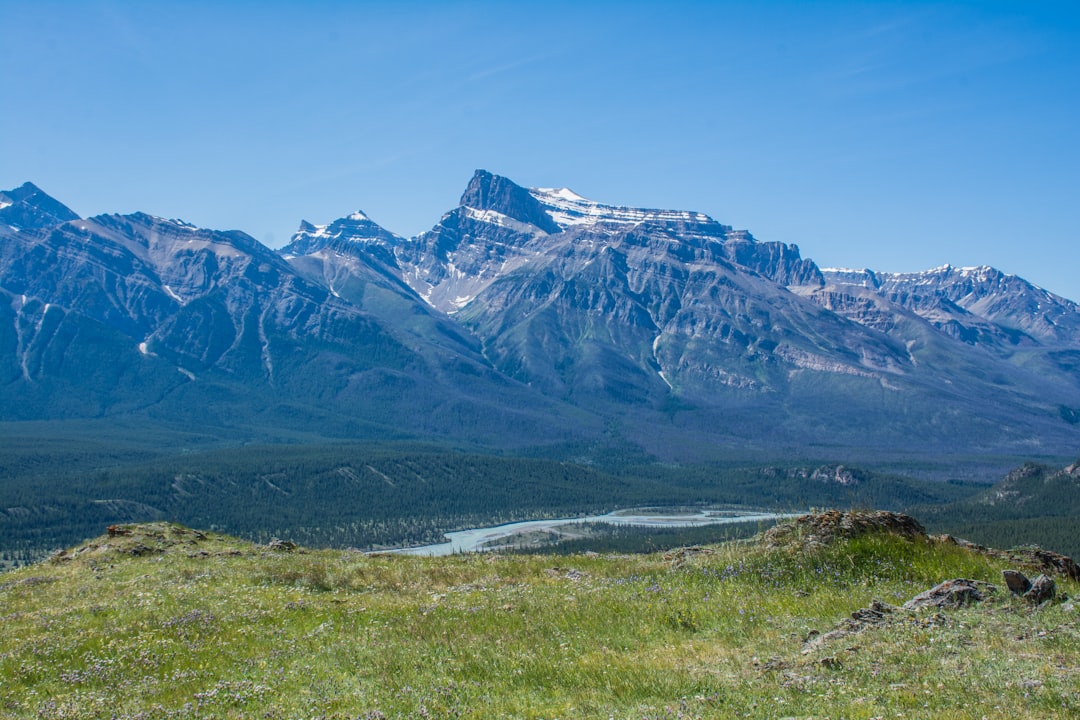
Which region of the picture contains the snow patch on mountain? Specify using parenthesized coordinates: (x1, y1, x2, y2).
(450, 295, 474, 311)
(162, 286, 184, 304)
(461, 207, 550, 238)
(305, 223, 332, 238)
(165, 218, 199, 231)
(529, 187, 713, 230)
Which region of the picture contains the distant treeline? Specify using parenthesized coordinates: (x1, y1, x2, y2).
(914, 462, 1080, 558)
(507, 520, 775, 555)
(0, 436, 990, 566)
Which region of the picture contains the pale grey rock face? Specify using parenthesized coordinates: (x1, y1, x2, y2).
(719, 232, 824, 287)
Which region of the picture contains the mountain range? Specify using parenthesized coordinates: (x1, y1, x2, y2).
(2, 171, 1078, 464)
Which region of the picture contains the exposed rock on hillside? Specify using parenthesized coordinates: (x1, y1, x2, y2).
(1003, 569, 1059, 604)
(803, 579, 999, 654)
(902, 579, 996, 611)
(801, 599, 902, 653)
(49, 523, 232, 563)
(763, 510, 927, 550)
(936, 534, 1080, 581)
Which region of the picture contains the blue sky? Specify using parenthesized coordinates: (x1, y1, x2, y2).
(3, 1, 1079, 300)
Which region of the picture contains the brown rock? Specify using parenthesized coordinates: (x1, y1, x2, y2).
(1018, 549, 1080, 582)
(802, 599, 898, 653)
(902, 579, 994, 611)
(1023, 574, 1056, 605)
(268, 538, 297, 552)
(935, 536, 1080, 582)
(1003, 569, 1032, 596)
(764, 510, 926, 549)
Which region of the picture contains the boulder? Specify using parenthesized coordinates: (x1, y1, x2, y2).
(1023, 574, 1056, 605)
(1002, 569, 1032, 596)
(268, 538, 297, 553)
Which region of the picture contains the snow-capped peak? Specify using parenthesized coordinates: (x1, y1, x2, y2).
(528, 186, 713, 230)
(167, 218, 199, 231)
(280, 207, 402, 258)
(540, 187, 588, 203)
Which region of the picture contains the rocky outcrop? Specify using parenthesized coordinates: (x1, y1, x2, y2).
(460, 169, 562, 235)
(1002, 569, 1058, 604)
(763, 510, 927, 550)
(936, 535, 1080, 582)
(805, 579, 998, 653)
(268, 538, 298, 553)
(49, 523, 213, 563)
(721, 234, 824, 287)
(902, 579, 995, 611)
(801, 599, 900, 653)
(759, 465, 862, 485)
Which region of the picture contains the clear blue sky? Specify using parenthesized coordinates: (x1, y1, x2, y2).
(3, 1, 1078, 300)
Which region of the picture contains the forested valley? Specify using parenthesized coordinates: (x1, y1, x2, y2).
(2, 433, 1076, 566)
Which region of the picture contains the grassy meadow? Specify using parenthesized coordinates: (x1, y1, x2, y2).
(1, 521, 1077, 718)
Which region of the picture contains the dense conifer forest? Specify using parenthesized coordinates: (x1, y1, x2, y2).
(5, 431, 1075, 565)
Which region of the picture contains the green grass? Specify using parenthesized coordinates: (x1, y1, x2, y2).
(1, 521, 1078, 718)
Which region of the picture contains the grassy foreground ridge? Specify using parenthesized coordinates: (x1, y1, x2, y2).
(1, 516, 1078, 719)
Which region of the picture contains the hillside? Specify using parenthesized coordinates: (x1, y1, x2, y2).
(2, 515, 1077, 718)
(916, 460, 1080, 557)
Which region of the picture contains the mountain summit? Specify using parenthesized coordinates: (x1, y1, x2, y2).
(0, 181, 80, 233)
(458, 169, 563, 234)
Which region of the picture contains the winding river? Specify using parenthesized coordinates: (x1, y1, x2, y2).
(384, 509, 800, 556)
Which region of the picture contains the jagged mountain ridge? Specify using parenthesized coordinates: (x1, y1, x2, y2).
(819, 265, 1080, 347)
(286, 171, 1079, 388)
(3, 174, 1079, 459)
(0, 183, 588, 445)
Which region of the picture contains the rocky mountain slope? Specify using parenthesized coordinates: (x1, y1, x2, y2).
(0, 182, 583, 445)
(3, 174, 1079, 460)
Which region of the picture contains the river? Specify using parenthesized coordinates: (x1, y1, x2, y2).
(382, 508, 800, 556)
